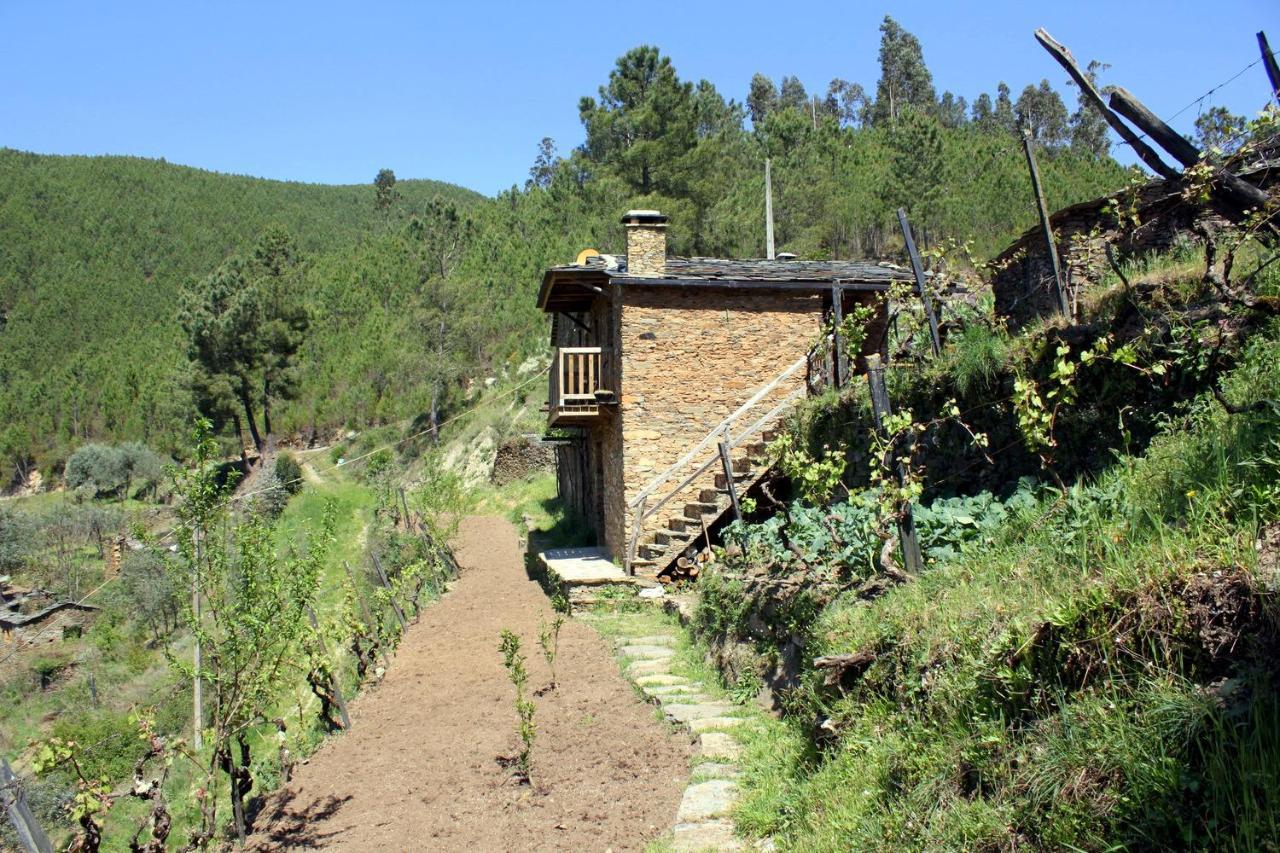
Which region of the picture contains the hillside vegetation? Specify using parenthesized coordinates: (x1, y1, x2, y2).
(1, 16, 1131, 488)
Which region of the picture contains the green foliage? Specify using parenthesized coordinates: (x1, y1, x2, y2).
(0, 503, 33, 571)
(498, 629, 536, 780)
(944, 322, 1011, 396)
(767, 433, 846, 505)
(538, 614, 565, 690)
(274, 452, 303, 494)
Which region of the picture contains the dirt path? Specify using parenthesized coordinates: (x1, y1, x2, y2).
(250, 516, 689, 851)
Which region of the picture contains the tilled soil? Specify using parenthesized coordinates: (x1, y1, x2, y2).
(249, 516, 689, 851)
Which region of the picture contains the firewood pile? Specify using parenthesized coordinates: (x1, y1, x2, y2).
(659, 548, 710, 584)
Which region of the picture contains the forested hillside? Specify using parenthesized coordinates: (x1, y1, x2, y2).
(0, 16, 1133, 488)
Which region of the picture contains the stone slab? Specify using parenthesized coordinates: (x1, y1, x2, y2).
(698, 732, 743, 761)
(672, 819, 744, 852)
(675, 779, 739, 823)
(627, 658, 672, 677)
(644, 684, 704, 696)
(614, 634, 677, 647)
(690, 761, 741, 780)
(539, 547, 635, 586)
(618, 644, 675, 659)
(664, 702, 739, 724)
(634, 674, 690, 687)
(688, 716, 746, 734)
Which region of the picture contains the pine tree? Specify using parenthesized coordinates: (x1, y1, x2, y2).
(1193, 106, 1247, 155)
(1015, 80, 1069, 148)
(779, 76, 808, 112)
(577, 45, 696, 195)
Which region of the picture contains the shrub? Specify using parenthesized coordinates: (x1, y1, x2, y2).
(0, 504, 31, 571)
(945, 322, 1011, 396)
(274, 453, 304, 494)
(64, 444, 127, 497)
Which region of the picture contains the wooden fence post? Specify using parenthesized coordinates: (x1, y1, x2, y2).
(1019, 127, 1070, 317)
(896, 208, 942, 356)
(305, 606, 351, 731)
(2, 759, 53, 853)
(865, 355, 924, 574)
(370, 553, 408, 631)
(830, 283, 846, 388)
(717, 441, 742, 522)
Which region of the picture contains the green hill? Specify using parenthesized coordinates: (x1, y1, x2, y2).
(0, 149, 482, 480)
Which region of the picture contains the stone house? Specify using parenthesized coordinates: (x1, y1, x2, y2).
(538, 210, 913, 578)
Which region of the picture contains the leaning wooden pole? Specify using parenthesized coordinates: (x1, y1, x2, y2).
(1108, 87, 1272, 213)
(1034, 28, 1179, 180)
(1020, 126, 1070, 317)
(896, 209, 942, 356)
(865, 355, 924, 574)
(1260, 31, 1280, 100)
(764, 157, 776, 260)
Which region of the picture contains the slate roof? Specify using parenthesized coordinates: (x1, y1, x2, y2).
(539, 253, 915, 311)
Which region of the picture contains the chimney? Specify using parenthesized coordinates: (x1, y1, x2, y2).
(621, 209, 668, 277)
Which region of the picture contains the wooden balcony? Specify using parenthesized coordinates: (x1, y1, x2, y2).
(549, 347, 612, 426)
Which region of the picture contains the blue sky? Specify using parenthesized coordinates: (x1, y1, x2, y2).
(2, 1, 1276, 195)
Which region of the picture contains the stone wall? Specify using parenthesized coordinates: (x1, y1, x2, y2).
(615, 286, 825, 556)
(492, 436, 555, 486)
(993, 182, 1228, 331)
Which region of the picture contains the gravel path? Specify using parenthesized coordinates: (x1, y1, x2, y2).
(249, 516, 689, 851)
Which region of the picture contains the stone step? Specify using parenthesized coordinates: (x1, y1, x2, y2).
(683, 501, 719, 520)
(638, 543, 669, 560)
(673, 819, 744, 852)
(652, 529, 692, 546)
(663, 702, 739, 724)
(675, 779, 739, 823)
(698, 732, 743, 761)
(618, 644, 676, 660)
(634, 673, 690, 687)
(614, 635, 677, 647)
(667, 517, 691, 533)
(688, 716, 747, 734)
(630, 558, 657, 573)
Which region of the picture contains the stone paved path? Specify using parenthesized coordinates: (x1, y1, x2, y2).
(580, 619, 764, 852)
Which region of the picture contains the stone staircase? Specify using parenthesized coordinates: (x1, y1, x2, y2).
(630, 431, 778, 579)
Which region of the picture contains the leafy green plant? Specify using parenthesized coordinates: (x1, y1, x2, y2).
(498, 629, 536, 781)
(538, 614, 566, 691)
(274, 452, 304, 494)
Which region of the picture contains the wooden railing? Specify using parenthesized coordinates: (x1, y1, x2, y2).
(549, 347, 608, 421)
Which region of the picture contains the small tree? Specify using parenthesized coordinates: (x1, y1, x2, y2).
(64, 444, 127, 497)
(170, 421, 331, 845)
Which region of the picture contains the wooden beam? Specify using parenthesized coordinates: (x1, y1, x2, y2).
(1109, 87, 1272, 212)
(1260, 31, 1280, 100)
(896, 209, 942, 356)
(830, 283, 845, 388)
(1034, 28, 1180, 180)
(717, 441, 742, 523)
(1020, 127, 1070, 316)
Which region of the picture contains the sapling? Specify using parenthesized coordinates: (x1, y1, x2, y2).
(498, 629, 536, 781)
(538, 614, 566, 691)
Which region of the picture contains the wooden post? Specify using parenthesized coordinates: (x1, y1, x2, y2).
(399, 488, 410, 529)
(370, 553, 408, 631)
(1261, 31, 1280, 100)
(305, 606, 351, 730)
(764, 157, 776, 260)
(1108, 87, 1271, 214)
(1019, 128, 1071, 318)
(2, 759, 54, 853)
(625, 498, 646, 576)
(1034, 29, 1179, 180)
(717, 441, 742, 523)
(865, 355, 924, 574)
(896, 209, 942, 356)
(830, 283, 845, 388)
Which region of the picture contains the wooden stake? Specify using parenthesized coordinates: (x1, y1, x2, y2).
(1020, 127, 1071, 317)
(370, 553, 408, 631)
(865, 355, 924, 574)
(1261, 31, 1280, 100)
(717, 441, 742, 522)
(896, 209, 942, 356)
(830, 283, 846, 388)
